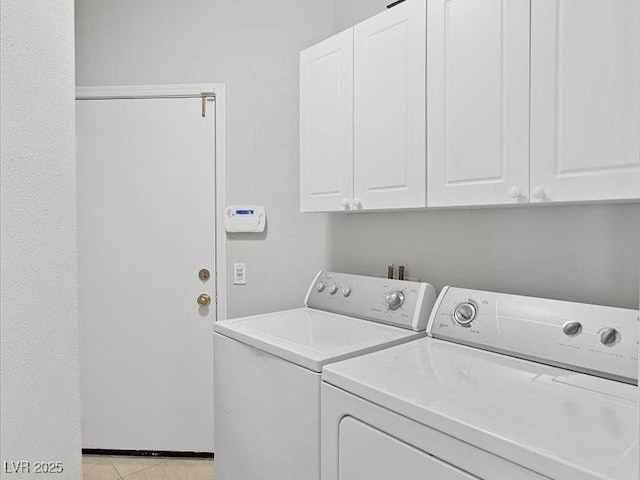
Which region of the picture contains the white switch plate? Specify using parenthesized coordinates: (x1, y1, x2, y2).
(233, 263, 247, 285)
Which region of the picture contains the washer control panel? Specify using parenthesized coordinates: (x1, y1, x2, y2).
(427, 287, 639, 384)
(305, 271, 437, 331)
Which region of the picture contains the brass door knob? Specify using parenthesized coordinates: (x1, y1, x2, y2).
(197, 293, 212, 306)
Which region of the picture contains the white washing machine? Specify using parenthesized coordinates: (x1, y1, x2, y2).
(213, 270, 437, 480)
(322, 287, 639, 480)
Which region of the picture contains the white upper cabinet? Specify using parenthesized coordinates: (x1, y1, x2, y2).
(353, 0, 426, 210)
(300, 29, 354, 212)
(300, 0, 638, 212)
(530, 0, 640, 203)
(427, 0, 531, 207)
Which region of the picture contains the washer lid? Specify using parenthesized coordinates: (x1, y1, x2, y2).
(323, 337, 639, 480)
(213, 307, 423, 372)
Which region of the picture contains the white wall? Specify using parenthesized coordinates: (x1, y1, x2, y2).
(1, 0, 81, 477)
(334, 0, 390, 31)
(329, 205, 640, 309)
(75, 0, 336, 318)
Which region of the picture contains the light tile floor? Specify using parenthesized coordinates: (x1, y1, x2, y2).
(83, 455, 214, 480)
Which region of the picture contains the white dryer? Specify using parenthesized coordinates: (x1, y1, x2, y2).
(213, 270, 437, 480)
(322, 287, 639, 480)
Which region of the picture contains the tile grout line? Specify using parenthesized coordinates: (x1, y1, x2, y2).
(110, 464, 124, 480)
(111, 459, 168, 479)
(83, 456, 213, 480)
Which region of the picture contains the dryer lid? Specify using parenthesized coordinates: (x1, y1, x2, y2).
(323, 337, 639, 480)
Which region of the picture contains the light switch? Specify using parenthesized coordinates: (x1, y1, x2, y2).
(234, 263, 247, 285)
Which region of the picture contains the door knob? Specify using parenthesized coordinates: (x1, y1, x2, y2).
(197, 293, 212, 306)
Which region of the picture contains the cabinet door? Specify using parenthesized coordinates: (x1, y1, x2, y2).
(427, 0, 531, 207)
(300, 29, 354, 212)
(530, 0, 640, 203)
(353, 0, 426, 210)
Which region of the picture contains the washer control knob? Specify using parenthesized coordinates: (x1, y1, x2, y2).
(342, 287, 352, 297)
(454, 302, 477, 326)
(316, 282, 325, 292)
(341, 198, 350, 208)
(385, 291, 405, 310)
(329, 285, 338, 295)
(600, 328, 618, 346)
(562, 321, 582, 337)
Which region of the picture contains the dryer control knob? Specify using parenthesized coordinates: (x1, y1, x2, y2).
(342, 287, 352, 297)
(385, 291, 405, 310)
(329, 284, 338, 295)
(454, 302, 477, 326)
(600, 328, 618, 346)
(316, 282, 325, 292)
(562, 321, 582, 336)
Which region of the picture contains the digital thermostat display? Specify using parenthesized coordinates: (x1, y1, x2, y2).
(225, 206, 266, 233)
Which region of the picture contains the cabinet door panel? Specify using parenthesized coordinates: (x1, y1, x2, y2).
(530, 0, 640, 202)
(300, 29, 354, 212)
(427, 0, 531, 207)
(353, 0, 426, 210)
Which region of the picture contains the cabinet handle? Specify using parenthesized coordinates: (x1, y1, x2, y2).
(532, 187, 546, 200)
(508, 186, 522, 199)
(341, 198, 350, 209)
(352, 198, 362, 209)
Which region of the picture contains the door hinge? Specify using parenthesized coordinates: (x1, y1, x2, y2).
(200, 93, 216, 117)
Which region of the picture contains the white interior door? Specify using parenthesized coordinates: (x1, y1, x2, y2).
(353, 0, 426, 210)
(427, 0, 531, 207)
(77, 95, 216, 452)
(530, 0, 640, 203)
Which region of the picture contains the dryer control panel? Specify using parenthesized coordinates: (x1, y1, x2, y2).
(305, 271, 437, 331)
(427, 287, 639, 384)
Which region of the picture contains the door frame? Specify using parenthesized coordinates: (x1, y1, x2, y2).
(76, 83, 228, 321)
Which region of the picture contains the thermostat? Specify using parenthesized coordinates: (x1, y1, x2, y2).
(224, 206, 266, 233)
